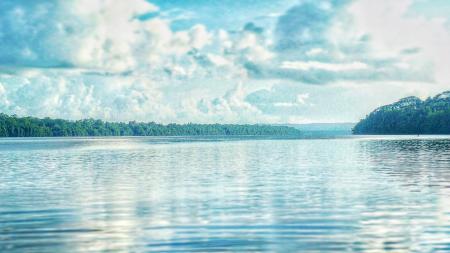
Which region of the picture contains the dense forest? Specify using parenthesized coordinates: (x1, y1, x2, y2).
(0, 113, 301, 137)
(353, 91, 450, 134)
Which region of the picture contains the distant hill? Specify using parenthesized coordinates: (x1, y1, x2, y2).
(287, 123, 355, 132)
(281, 123, 355, 137)
(353, 91, 450, 134)
(0, 113, 301, 137)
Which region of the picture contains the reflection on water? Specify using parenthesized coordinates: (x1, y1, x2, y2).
(0, 136, 449, 252)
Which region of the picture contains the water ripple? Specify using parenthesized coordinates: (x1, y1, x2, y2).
(0, 136, 449, 252)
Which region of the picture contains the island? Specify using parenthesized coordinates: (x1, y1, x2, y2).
(353, 91, 450, 135)
(0, 113, 301, 137)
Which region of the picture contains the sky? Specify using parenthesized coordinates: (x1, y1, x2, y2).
(0, 0, 449, 124)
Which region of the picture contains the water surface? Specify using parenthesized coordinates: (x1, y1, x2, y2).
(1, 136, 449, 252)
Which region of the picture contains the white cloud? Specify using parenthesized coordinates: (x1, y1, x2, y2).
(218, 27, 275, 64)
(281, 61, 369, 72)
(297, 93, 310, 105)
(305, 48, 326, 56)
(245, 84, 312, 119)
(206, 54, 231, 67)
(174, 83, 274, 123)
(0, 73, 174, 122)
(242, 0, 435, 85)
(0, 0, 449, 124)
(348, 0, 450, 90)
(189, 25, 213, 49)
(0, 0, 215, 74)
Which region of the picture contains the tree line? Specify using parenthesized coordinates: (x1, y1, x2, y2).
(0, 113, 301, 137)
(353, 91, 450, 134)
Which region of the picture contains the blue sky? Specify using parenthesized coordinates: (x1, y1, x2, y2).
(0, 0, 449, 123)
(150, 0, 296, 30)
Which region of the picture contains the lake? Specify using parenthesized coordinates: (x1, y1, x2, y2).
(0, 136, 449, 252)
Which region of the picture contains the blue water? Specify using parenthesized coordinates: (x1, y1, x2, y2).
(0, 136, 449, 252)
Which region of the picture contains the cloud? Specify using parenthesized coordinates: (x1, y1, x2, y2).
(348, 0, 450, 87)
(245, 84, 311, 116)
(0, 0, 269, 123)
(275, 0, 351, 52)
(221, 26, 275, 64)
(0, 0, 159, 71)
(244, 60, 432, 85)
(240, 0, 436, 85)
(176, 83, 272, 123)
(243, 22, 264, 34)
(0, 0, 449, 124)
(280, 61, 369, 72)
(0, 0, 216, 74)
(0, 72, 174, 122)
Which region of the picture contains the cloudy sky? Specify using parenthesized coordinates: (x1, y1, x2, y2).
(0, 0, 449, 123)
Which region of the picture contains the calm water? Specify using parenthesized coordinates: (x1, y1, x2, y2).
(0, 136, 449, 252)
